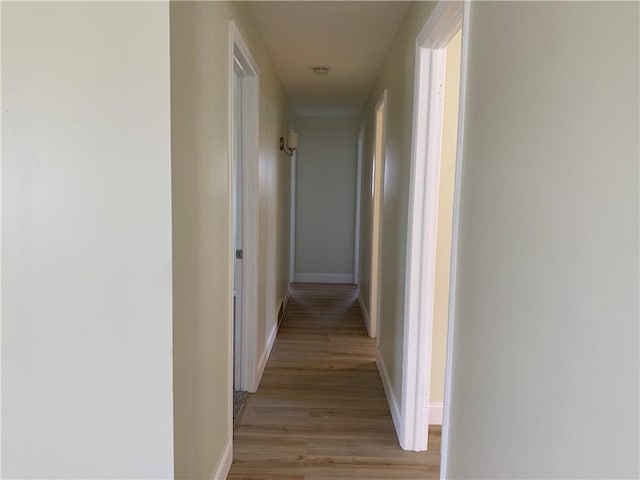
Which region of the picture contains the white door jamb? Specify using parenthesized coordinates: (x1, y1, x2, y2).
(369, 90, 388, 340)
(290, 151, 296, 284)
(354, 127, 364, 285)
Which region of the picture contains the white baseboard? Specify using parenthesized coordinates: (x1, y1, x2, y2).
(357, 289, 372, 337)
(429, 402, 444, 425)
(283, 285, 291, 311)
(295, 273, 354, 284)
(211, 436, 233, 480)
(376, 350, 403, 446)
(278, 287, 291, 328)
(256, 321, 278, 387)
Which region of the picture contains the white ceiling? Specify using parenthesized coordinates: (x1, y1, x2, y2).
(246, 1, 412, 117)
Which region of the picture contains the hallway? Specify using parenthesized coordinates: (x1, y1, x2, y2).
(228, 283, 440, 479)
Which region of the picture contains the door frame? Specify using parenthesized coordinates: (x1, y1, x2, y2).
(369, 90, 388, 339)
(232, 64, 244, 390)
(353, 127, 364, 285)
(399, 0, 468, 459)
(289, 151, 296, 284)
(229, 22, 260, 394)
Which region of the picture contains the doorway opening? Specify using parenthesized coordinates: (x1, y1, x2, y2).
(232, 55, 246, 422)
(369, 91, 388, 339)
(399, 0, 467, 466)
(230, 22, 261, 426)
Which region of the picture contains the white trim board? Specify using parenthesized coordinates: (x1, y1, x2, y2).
(376, 350, 403, 446)
(210, 436, 233, 480)
(358, 289, 372, 337)
(294, 273, 354, 284)
(255, 291, 289, 392)
(369, 90, 388, 341)
(283, 285, 291, 312)
(289, 152, 296, 284)
(429, 402, 444, 426)
(354, 127, 364, 285)
(255, 322, 278, 392)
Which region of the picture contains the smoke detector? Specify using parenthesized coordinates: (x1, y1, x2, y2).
(311, 66, 330, 76)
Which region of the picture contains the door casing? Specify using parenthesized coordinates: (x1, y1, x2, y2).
(399, 1, 469, 467)
(369, 90, 388, 339)
(229, 22, 260, 395)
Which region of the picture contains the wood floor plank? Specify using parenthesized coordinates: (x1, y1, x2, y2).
(228, 283, 440, 479)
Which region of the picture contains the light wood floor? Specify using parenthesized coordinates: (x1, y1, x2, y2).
(228, 283, 441, 479)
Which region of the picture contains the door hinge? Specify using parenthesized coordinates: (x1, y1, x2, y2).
(236, 249, 243, 259)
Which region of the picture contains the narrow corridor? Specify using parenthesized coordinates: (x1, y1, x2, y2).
(228, 283, 441, 479)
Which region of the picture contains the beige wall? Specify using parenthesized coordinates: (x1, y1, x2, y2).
(358, 1, 436, 405)
(2, 2, 174, 477)
(446, 2, 639, 477)
(170, 2, 292, 478)
(430, 30, 462, 405)
(295, 116, 358, 280)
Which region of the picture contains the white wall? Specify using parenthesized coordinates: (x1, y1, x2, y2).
(294, 116, 358, 283)
(2, 2, 174, 477)
(170, 2, 292, 478)
(445, 2, 639, 477)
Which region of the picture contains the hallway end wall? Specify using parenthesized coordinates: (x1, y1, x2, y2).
(170, 2, 292, 478)
(294, 116, 358, 284)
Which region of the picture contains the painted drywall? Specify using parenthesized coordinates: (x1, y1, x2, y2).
(2, 2, 174, 477)
(445, 2, 639, 477)
(358, 1, 436, 406)
(430, 30, 462, 405)
(170, 2, 292, 478)
(294, 116, 358, 281)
